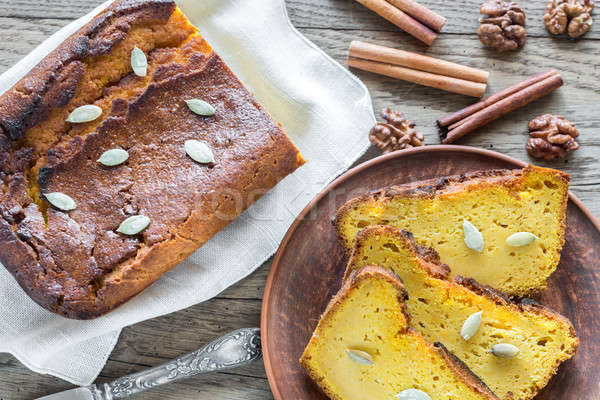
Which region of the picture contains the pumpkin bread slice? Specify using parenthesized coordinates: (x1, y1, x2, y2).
(335, 166, 569, 297)
(345, 226, 578, 400)
(300, 265, 500, 400)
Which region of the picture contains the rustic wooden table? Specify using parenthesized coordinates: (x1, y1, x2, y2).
(0, 1, 598, 399)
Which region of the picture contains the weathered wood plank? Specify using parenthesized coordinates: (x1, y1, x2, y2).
(0, 17, 68, 68)
(0, 352, 75, 400)
(286, 0, 600, 38)
(0, 0, 598, 38)
(0, 357, 272, 400)
(0, 0, 99, 20)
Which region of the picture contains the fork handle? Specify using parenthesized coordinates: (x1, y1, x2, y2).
(89, 328, 261, 399)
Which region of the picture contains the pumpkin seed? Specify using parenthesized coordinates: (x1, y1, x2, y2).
(185, 140, 215, 163)
(130, 45, 147, 77)
(461, 311, 483, 341)
(185, 99, 216, 116)
(44, 192, 77, 211)
(66, 105, 102, 123)
(463, 219, 484, 252)
(98, 149, 129, 166)
(117, 215, 150, 235)
(490, 343, 520, 358)
(346, 349, 373, 365)
(506, 232, 538, 247)
(396, 389, 432, 400)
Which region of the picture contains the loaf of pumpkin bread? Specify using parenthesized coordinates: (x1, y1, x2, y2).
(0, 0, 303, 318)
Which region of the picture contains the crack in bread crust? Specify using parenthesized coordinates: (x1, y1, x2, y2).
(0, 0, 176, 141)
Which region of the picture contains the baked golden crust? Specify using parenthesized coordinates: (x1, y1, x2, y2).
(0, 0, 303, 318)
(335, 165, 569, 254)
(300, 265, 500, 400)
(334, 165, 570, 296)
(342, 229, 451, 281)
(0, 0, 177, 141)
(345, 225, 578, 400)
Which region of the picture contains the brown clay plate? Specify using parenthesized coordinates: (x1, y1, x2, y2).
(261, 145, 600, 400)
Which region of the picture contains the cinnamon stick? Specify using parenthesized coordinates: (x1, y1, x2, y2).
(437, 69, 559, 129)
(350, 41, 489, 84)
(438, 73, 563, 143)
(447, 113, 477, 131)
(355, 0, 438, 46)
(348, 57, 487, 97)
(387, 0, 446, 32)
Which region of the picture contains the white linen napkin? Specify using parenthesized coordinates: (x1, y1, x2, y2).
(0, 0, 374, 385)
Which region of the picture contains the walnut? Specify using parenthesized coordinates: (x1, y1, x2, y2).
(369, 109, 424, 153)
(544, 0, 594, 38)
(478, 0, 526, 52)
(526, 114, 580, 161)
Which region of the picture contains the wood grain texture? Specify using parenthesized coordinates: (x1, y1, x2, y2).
(0, 0, 598, 398)
(262, 147, 600, 400)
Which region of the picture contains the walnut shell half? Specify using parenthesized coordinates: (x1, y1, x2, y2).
(369, 109, 424, 153)
(544, 0, 594, 38)
(478, 0, 527, 52)
(526, 114, 580, 161)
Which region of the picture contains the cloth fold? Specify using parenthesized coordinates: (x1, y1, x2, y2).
(0, 0, 374, 385)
